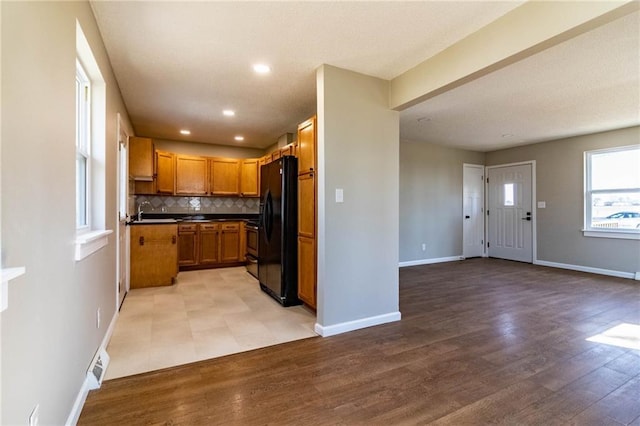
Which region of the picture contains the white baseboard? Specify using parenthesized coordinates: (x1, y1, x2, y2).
(534, 260, 635, 280)
(314, 311, 401, 337)
(399, 256, 463, 268)
(66, 310, 119, 426)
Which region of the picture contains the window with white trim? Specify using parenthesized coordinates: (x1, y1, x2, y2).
(584, 145, 640, 238)
(74, 20, 112, 261)
(76, 59, 91, 230)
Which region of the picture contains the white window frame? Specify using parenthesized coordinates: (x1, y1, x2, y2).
(76, 59, 91, 232)
(74, 21, 112, 261)
(583, 145, 640, 240)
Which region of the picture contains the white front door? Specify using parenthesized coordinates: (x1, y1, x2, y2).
(463, 164, 484, 258)
(487, 163, 533, 263)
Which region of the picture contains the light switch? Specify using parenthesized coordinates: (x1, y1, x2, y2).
(335, 188, 344, 203)
(537, 201, 546, 208)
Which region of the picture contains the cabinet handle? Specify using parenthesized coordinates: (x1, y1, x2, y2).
(172, 235, 177, 244)
(139, 236, 144, 246)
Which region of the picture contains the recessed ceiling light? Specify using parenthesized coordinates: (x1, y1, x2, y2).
(180, 129, 191, 135)
(223, 110, 235, 117)
(234, 136, 244, 141)
(253, 64, 271, 74)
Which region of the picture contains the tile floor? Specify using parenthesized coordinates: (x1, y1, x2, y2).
(105, 267, 317, 380)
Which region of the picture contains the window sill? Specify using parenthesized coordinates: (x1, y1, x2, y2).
(1, 267, 26, 312)
(582, 229, 640, 240)
(75, 230, 113, 261)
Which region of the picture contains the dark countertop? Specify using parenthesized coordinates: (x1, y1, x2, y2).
(129, 212, 259, 225)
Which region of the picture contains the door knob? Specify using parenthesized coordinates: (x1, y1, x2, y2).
(521, 217, 531, 221)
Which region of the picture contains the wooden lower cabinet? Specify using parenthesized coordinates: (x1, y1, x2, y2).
(219, 223, 240, 263)
(130, 225, 178, 288)
(298, 236, 316, 308)
(178, 224, 198, 266)
(178, 222, 242, 270)
(199, 224, 220, 265)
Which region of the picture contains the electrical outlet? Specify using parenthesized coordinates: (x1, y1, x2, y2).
(96, 308, 101, 329)
(421, 243, 426, 251)
(29, 404, 39, 426)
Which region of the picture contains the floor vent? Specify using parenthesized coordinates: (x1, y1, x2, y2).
(87, 348, 110, 390)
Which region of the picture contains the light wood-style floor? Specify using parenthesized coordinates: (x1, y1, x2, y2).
(105, 267, 316, 379)
(79, 259, 640, 425)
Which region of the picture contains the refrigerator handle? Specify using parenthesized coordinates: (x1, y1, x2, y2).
(264, 190, 273, 242)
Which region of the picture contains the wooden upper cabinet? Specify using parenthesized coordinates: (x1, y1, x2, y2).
(280, 144, 294, 157)
(155, 150, 175, 194)
(129, 137, 154, 181)
(298, 172, 316, 239)
(271, 150, 281, 162)
(176, 155, 208, 195)
(297, 116, 316, 175)
(210, 158, 240, 195)
(239, 159, 259, 197)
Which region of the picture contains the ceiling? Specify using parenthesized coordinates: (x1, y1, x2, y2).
(90, 2, 640, 152)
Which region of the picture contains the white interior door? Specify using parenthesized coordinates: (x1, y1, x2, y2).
(487, 163, 533, 263)
(116, 114, 129, 308)
(463, 164, 485, 258)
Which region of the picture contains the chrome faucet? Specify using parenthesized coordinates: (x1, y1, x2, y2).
(137, 200, 152, 221)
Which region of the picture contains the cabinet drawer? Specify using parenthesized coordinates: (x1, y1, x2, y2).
(178, 224, 197, 232)
(221, 223, 239, 231)
(200, 223, 219, 231)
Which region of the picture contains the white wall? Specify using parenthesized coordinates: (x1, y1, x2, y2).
(486, 126, 640, 275)
(399, 140, 485, 262)
(1, 2, 132, 424)
(316, 65, 400, 334)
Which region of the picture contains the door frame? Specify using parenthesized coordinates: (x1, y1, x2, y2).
(116, 113, 130, 308)
(485, 160, 538, 263)
(462, 163, 486, 258)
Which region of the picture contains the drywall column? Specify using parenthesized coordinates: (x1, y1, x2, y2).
(315, 65, 400, 336)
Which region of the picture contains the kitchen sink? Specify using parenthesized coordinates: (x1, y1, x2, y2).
(133, 218, 177, 224)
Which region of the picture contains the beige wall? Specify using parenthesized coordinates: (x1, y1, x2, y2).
(1, 1, 132, 423)
(486, 126, 640, 274)
(399, 140, 485, 262)
(154, 138, 264, 158)
(317, 65, 400, 329)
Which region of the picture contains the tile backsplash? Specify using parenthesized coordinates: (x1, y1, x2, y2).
(135, 195, 259, 215)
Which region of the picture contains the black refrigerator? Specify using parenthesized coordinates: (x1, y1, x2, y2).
(258, 156, 300, 306)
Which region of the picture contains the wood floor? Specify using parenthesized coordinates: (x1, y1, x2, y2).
(79, 259, 640, 425)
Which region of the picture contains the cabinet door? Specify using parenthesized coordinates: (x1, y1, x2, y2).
(297, 116, 316, 175)
(199, 224, 220, 264)
(210, 158, 240, 195)
(156, 151, 175, 194)
(298, 236, 316, 308)
(130, 225, 178, 288)
(298, 173, 316, 239)
(129, 137, 154, 180)
(239, 159, 259, 197)
(176, 155, 208, 195)
(219, 223, 240, 263)
(178, 227, 198, 266)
